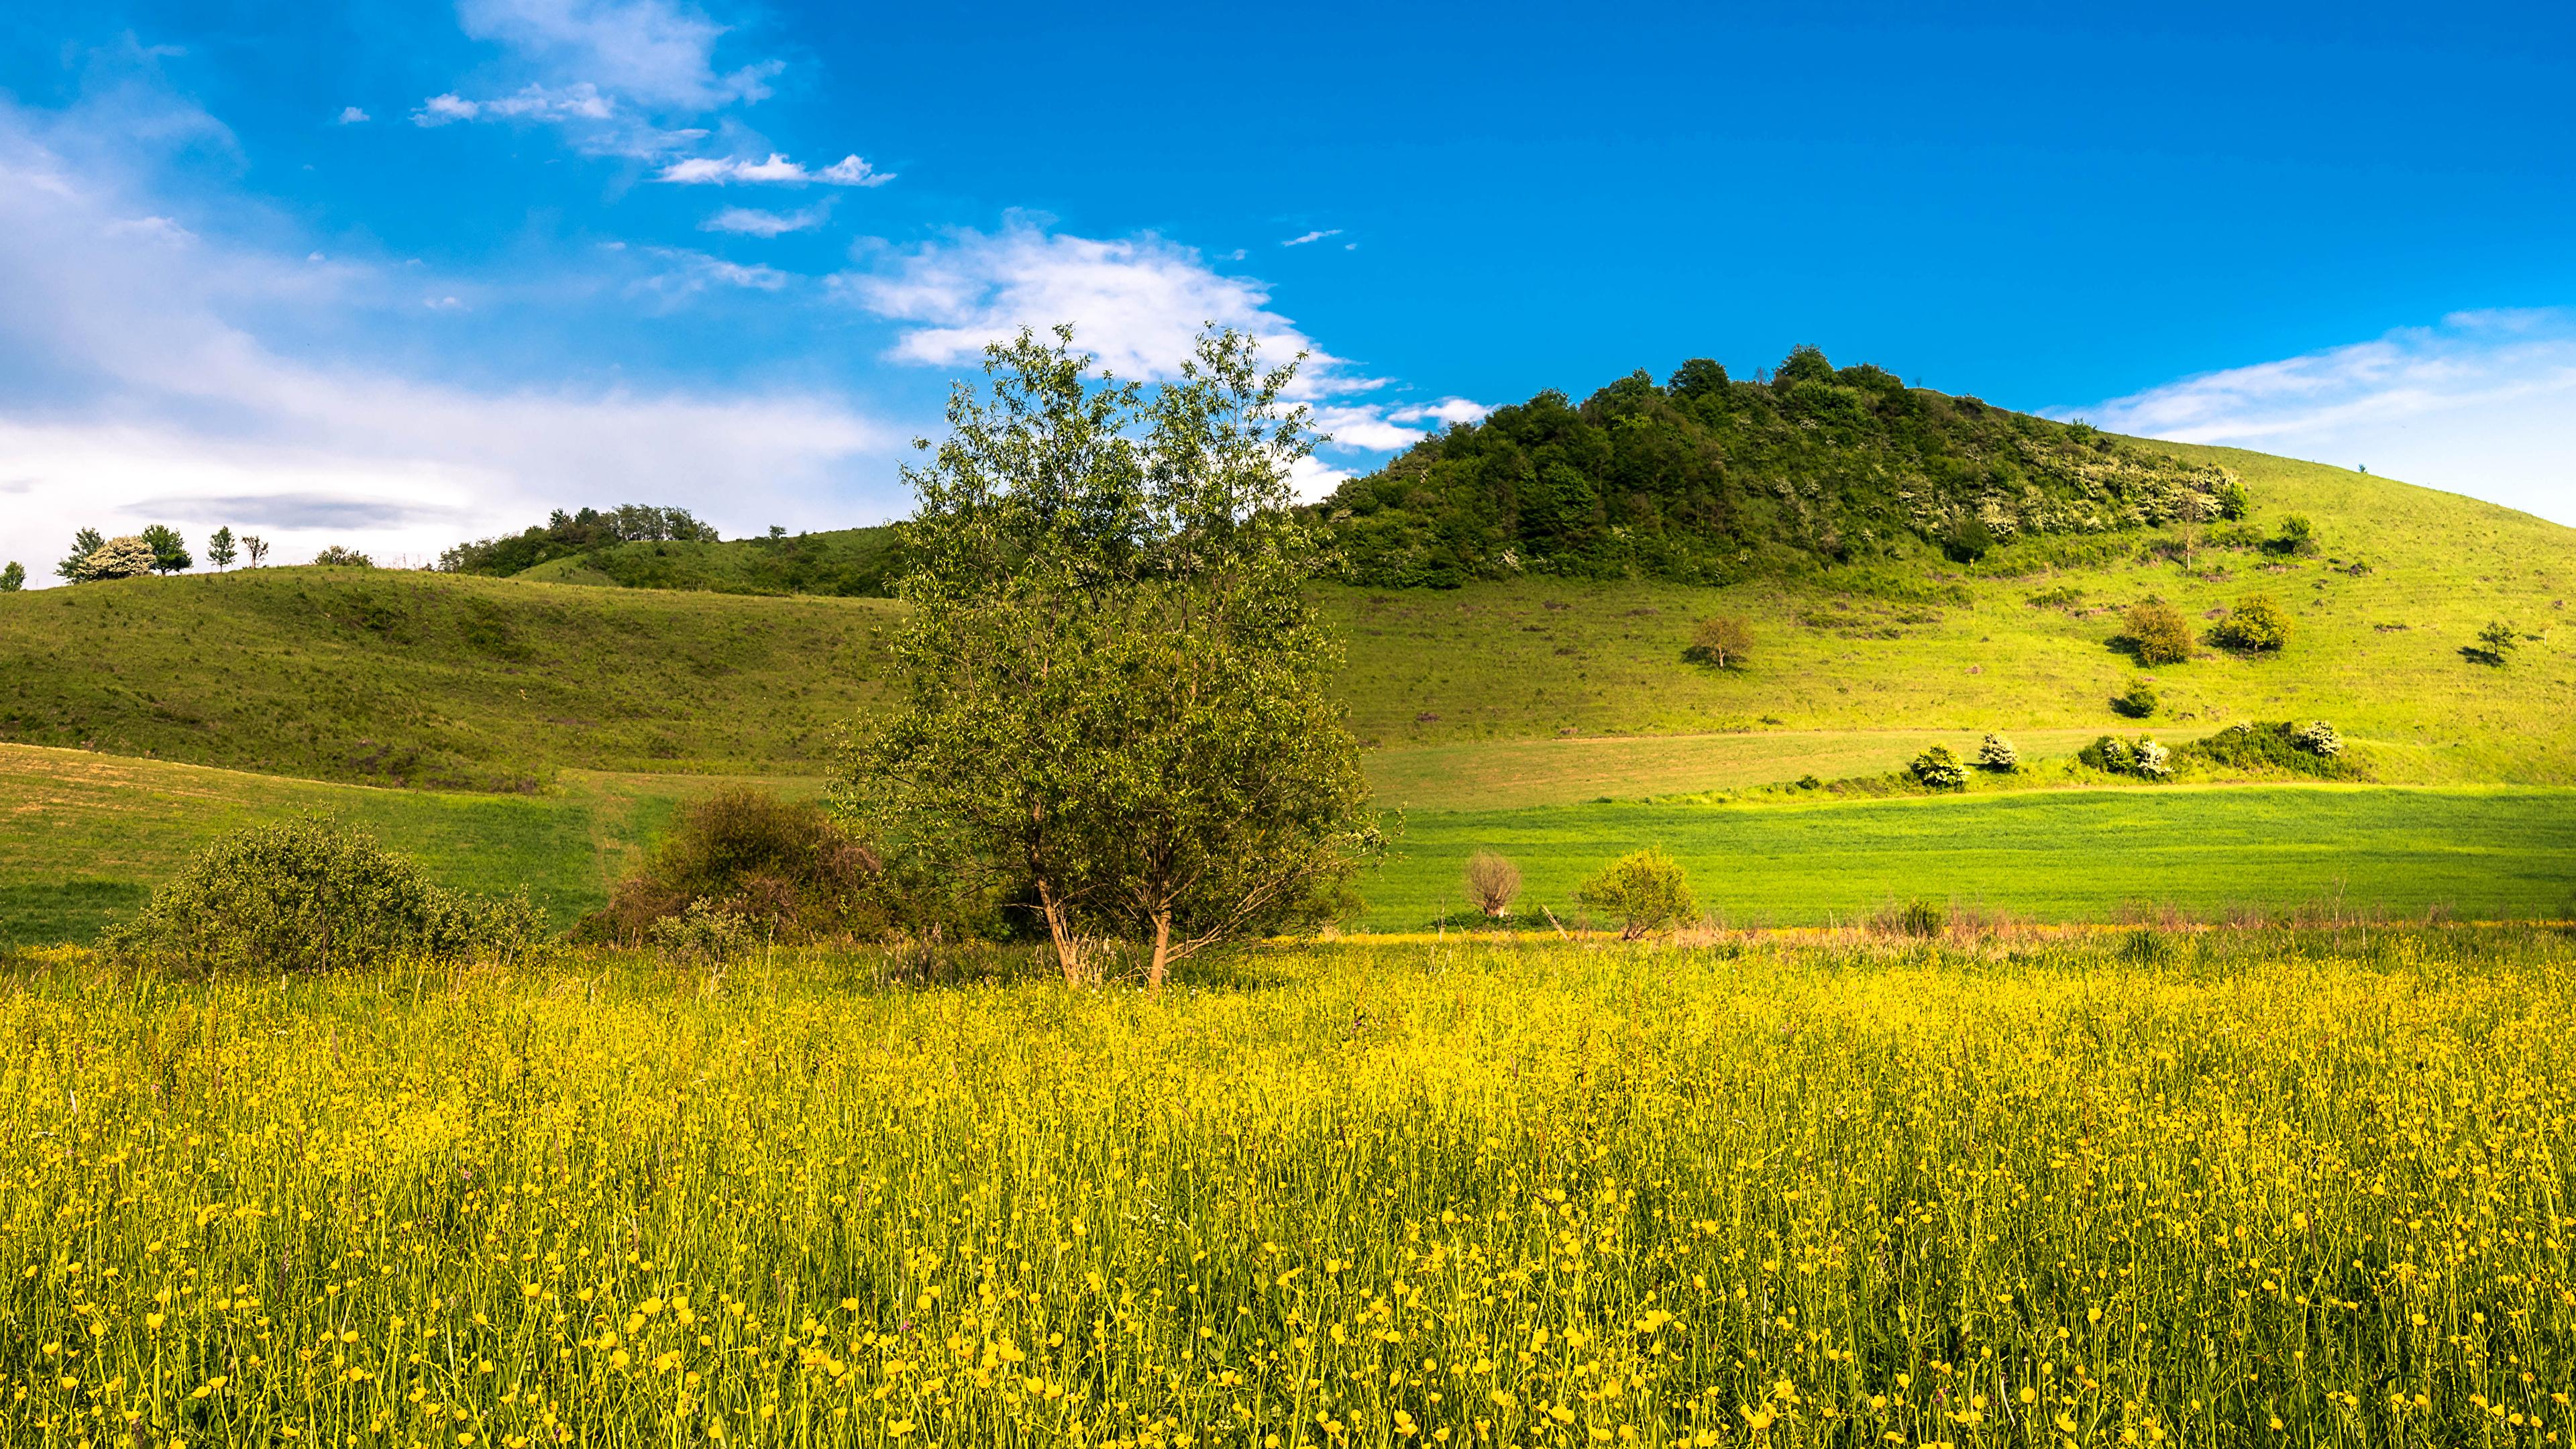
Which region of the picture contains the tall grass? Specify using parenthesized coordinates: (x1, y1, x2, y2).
(1, 928, 2569, 1446)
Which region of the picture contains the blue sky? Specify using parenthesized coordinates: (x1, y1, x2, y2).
(3, 1, 2573, 574)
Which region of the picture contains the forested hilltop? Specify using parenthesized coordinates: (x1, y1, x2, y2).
(1319, 345, 2242, 588)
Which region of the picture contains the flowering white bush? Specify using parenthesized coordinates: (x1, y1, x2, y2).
(1974, 734, 2019, 772)
(2291, 719, 2343, 757)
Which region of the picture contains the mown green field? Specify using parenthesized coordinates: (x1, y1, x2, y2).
(11, 741, 2569, 945)
(1360, 786, 2576, 930)
(4, 929, 2571, 1446)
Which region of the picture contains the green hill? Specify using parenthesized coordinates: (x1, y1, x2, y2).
(1316, 347, 2237, 587)
(1, 448, 2569, 797)
(0, 568, 898, 789)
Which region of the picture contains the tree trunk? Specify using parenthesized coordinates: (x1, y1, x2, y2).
(1148, 908, 1172, 994)
(1037, 878, 1085, 986)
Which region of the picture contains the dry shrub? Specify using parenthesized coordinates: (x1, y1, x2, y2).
(1463, 851, 1521, 918)
(578, 787, 889, 947)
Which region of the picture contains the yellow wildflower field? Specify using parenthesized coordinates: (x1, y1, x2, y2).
(1, 929, 2570, 1446)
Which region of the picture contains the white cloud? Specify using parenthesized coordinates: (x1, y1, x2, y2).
(839, 215, 1356, 390)
(702, 203, 826, 236)
(635, 246, 790, 298)
(335, 105, 370, 125)
(1282, 228, 1341, 247)
(1389, 397, 1491, 427)
(0, 94, 890, 580)
(2082, 309, 2576, 527)
(655, 152, 892, 186)
(455, 0, 777, 111)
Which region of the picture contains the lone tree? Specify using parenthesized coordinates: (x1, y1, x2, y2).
(2471, 621, 2520, 665)
(1684, 614, 1754, 669)
(839, 325, 1382, 989)
(140, 524, 191, 574)
(56, 528, 103, 583)
(0, 561, 23, 592)
(1575, 847, 1697, 940)
(243, 535, 270, 568)
(207, 527, 238, 571)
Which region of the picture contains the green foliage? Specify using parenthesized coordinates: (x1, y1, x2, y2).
(845, 325, 1382, 986)
(579, 786, 896, 947)
(2180, 721, 2362, 780)
(1974, 734, 2019, 772)
(311, 545, 374, 568)
(1684, 614, 1753, 668)
(2080, 733, 2171, 779)
(1888, 897, 1947, 938)
(56, 528, 103, 582)
(2113, 681, 2159, 719)
(1909, 743, 1966, 790)
(1574, 846, 1697, 938)
(83, 535, 157, 581)
(207, 527, 237, 571)
(2125, 600, 2194, 665)
(2214, 477, 2251, 519)
(2269, 515, 2320, 556)
(1316, 346, 2239, 587)
(440, 504, 721, 576)
(97, 814, 540, 973)
(525, 526, 906, 598)
(2210, 594, 2292, 652)
(0, 562, 21, 592)
(139, 524, 192, 574)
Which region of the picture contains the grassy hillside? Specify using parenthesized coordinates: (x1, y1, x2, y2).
(0, 568, 898, 788)
(1, 450, 2568, 796)
(1332, 449, 2576, 782)
(515, 525, 901, 596)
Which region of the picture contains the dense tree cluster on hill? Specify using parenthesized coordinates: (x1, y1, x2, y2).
(1315, 346, 2241, 588)
(438, 504, 720, 576)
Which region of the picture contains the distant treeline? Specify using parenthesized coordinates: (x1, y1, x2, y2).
(1313, 346, 2244, 588)
(439, 506, 903, 598)
(439, 505, 721, 576)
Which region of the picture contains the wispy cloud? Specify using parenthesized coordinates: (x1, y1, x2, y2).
(335, 105, 370, 125)
(1282, 228, 1342, 247)
(414, 0, 778, 159)
(656, 152, 891, 186)
(2080, 309, 2576, 526)
(635, 246, 790, 299)
(701, 203, 827, 236)
(455, 0, 778, 112)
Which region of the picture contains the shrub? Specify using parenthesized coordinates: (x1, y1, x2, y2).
(311, 545, 375, 568)
(1974, 734, 2018, 772)
(2125, 601, 2194, 665)
(578, 787, 890, 945)
(647, 900, 757, 965)
(2181, 720, 2361, 780)
(2267, 515, 2318, 556)
(83, 535, 158, 581)
(2214, 478, 2250, 519)
(1885, 897, 1947, 938)
(0, 561, 22, 592)
(2112, 682, 2159, 718)
(2079, 734, 2169, 780)
(1575, 848, 1697, 940)
(2209, 594, 2290, 653)
(2291, 720, 2343, 757)
(1462, 851, 1521, 918)
(1909, 744, 1966, 790)
(99, 815, 540, 973)
(1684, 615, 1754, 669)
